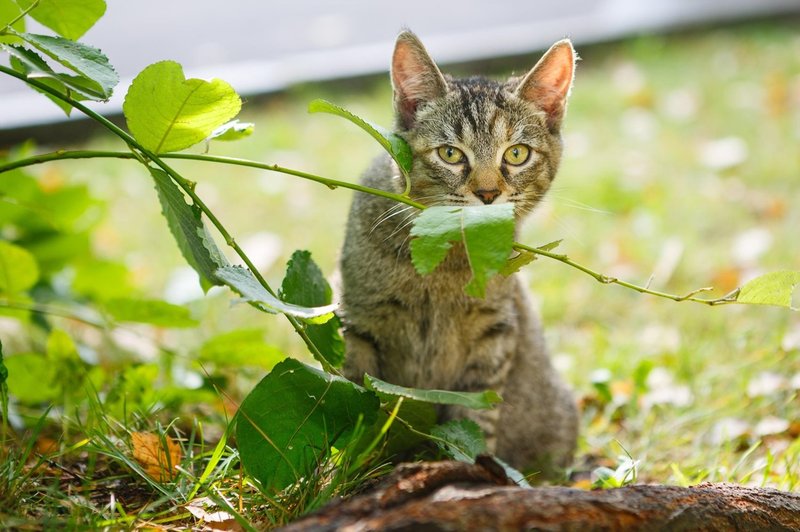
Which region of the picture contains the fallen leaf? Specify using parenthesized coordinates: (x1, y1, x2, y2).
(186, 497, 243, 532)
(131, 432, 182, 482)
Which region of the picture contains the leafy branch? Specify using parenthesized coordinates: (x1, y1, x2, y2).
(4, 147, 795, 309)
(0, 64, 337, 373)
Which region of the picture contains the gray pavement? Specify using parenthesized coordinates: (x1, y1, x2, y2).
(1, 0, 799, 132)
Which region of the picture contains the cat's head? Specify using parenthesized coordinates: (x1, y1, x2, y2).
(391, 31, 576, 216)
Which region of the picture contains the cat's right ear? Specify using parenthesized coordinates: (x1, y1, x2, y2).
(391, 30, 448, 130)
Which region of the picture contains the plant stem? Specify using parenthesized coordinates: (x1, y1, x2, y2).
(0, 0, 38, 34)
(0, 150, 424, 209)
(0, 65, 334, 373)
(1, 147, 738, 307)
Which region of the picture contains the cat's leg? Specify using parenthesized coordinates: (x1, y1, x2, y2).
(495, 298, 578, 476)
(341, 327, 382, 381)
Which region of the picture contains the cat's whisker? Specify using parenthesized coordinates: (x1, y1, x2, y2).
(370, 205, 415, 235)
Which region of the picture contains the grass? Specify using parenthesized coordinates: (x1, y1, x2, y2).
(2, 17, 800, 528)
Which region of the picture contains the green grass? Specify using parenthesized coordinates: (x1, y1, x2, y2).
(2, 18, 800, 528)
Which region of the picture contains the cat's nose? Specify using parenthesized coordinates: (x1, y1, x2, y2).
(474, 189, 501, 205)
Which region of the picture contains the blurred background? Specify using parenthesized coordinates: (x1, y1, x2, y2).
(2, 0, 800, 484)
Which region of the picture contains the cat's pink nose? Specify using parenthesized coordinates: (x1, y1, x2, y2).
(474, 189, 501, 204)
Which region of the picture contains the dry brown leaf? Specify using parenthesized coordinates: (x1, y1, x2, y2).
(131, 431, 182, 482)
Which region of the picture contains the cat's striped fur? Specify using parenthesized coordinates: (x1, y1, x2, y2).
(340, 31, 578, 474)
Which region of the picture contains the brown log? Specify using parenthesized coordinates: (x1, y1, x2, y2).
(281, 458, 800, 531)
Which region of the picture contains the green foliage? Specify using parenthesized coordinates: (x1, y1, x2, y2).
(105, 297, 198, 327)
(3, 353, 58, 404)
(430, 419, 486, 462)
(236, 358, 380, 491)
(0, 240, 39, 294)
(149, 167, 228, 291)
(308, 99, 413, 176)
(208, 119, 255, 142)
(592, 455, 640, 489)
(198, 329, 284, 369)
(279, 250, 345, 368)
(0, 0, 25, 39)
(364, 374, 502, 410)
(124, 61, 242, 154)
(409, 203, 516, 297)
(17, 33, 117, 99)
(216, 265, 336, 322)
(16, 0, 106, 40)
(736, 271, 800, 309)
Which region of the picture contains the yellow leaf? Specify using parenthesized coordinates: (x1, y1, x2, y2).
(131, 431, 182, 482)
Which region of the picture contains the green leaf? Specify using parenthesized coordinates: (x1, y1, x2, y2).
(279, 250, 345, 368)
(364, 374, 502, 410)
(72, 259, 134, 301)
(236, 357, 380, 491)
(198, 329, 285, 370)
(18, 33, 118, 99)
(16, 0, 106, 40)
(3, 44, 95, 113)
(0, 240, 39, 294)
(4, 353, 58, 404)
(150, 168, 228, 292)
(124, 61, 242, 153)
(736, 271, 800, 309)
(308, 99, 413, 175)
(105, 297, 198, 328)
(430, 419, 486, 462)
(216, 265, 337, 322)
(410, 203, 515, 297)
(46, 328, 80, 363)
(500, 250, 537, 276)
(208, 120, 254, 142)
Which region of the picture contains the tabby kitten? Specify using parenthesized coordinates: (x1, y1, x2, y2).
(340, 31, 578, 473)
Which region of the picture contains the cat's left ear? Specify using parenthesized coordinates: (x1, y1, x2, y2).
(515, 39, 576, 132)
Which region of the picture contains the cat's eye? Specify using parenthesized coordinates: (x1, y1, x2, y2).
(503, 144, 531, 166)
(437, 145, 466, 164)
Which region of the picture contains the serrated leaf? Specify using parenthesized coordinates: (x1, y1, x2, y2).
(16, 0, 106, 40)
(150, 168, 228, 292)
(736, 271, 800, 309)
(500, 250, 537, 276)
(198, 329, 284, 370)
(279, 250, 344, 368)
(18, 33, 117, 99)
(105, 297, 198, 328)
(236, 357, 380, 491)
(3, 44, 101, 112)
(430, 419, 486, 462)
(364, 374, 502, 410)
(0, 240, 39, 294)
(216, 265, 336, 322)
(308, 99, 413, 175)
(410, 203, 515, 297)
(208, 120, 254, 142)
(124, 61, 241, 153)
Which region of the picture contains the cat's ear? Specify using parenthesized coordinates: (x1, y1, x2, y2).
(515, 39, 576, 132)
(391, 30, 448, 130)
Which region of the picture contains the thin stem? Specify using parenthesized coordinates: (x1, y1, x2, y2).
(0, 65, 334, 373)
(513, 242, 738, 306)
(0, 150, 425, 209)
(0, 146, 739, 307)
(0, 0, 38, 34)
(0, 298, 107, 328)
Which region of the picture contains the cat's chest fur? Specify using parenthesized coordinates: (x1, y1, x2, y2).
(340, 162, 521, 390)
